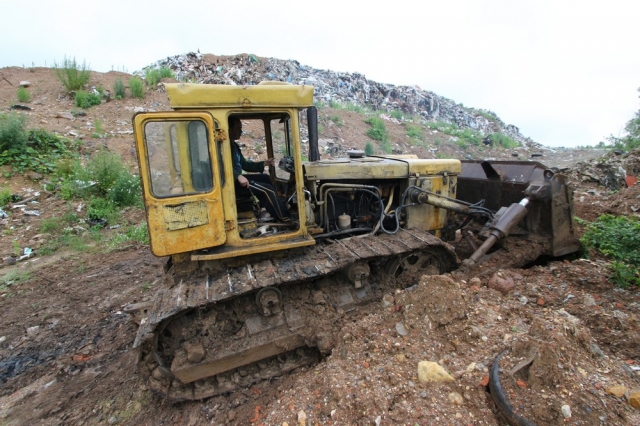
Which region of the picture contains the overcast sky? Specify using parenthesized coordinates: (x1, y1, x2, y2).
(2, 0, 639, 147)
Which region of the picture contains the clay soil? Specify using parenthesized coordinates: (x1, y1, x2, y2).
(0, 65, 639, 425)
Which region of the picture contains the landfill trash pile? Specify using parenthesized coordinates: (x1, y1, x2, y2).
(566, 147, 640, 191)
(142, 52, 541, 149)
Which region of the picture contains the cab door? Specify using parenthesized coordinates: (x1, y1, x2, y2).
(133, 112, 226, 256)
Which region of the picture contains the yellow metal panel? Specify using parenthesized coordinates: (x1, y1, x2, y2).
(166, 83, 314, 109)
(405, 158, 461, 175)
(303, 157, 409, 180)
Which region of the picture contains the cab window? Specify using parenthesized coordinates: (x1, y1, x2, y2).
(144, 120, 213, 197)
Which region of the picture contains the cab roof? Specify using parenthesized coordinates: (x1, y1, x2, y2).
(165, 82, 315, 109)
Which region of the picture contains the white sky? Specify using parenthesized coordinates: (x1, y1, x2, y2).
(1, 0, 639, 147)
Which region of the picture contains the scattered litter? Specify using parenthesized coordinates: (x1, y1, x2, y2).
(22, 209, 40, 216)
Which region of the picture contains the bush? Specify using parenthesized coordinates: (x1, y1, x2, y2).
(60, 150, 140, 206)
(129, 76, 145, 99)
(114, 77, 126, 99)
(0, 119, 78, 174)
(87, 197, 117, 222)
(580, 214, 640, 287)
(17, 87, 31, 103)
(364, 142, 375, 156)
(54, 57, 91, 93)
(0, 112, 28, 152)
(75, 90, 102, 109)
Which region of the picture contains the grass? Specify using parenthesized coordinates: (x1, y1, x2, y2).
(364, 116, 388, 141)
(0, 186, 12, 207)
(106, 223, 149, 252)
(17, 87, 31, 102)
(54, 57, 91, 93)
(406, 124, 423, 140)
(390, 110, 403, 120)
(329, 115, 343, 126)
(129, 77, 145, 99)
(1, 270, 31, 293)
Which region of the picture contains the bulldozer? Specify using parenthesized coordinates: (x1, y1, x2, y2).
(129, 82, 580, 401)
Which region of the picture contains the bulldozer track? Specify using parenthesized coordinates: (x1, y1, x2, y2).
(134, 228, 459, 401)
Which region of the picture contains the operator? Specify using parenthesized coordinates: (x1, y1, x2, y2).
(228, 116, 290, 221)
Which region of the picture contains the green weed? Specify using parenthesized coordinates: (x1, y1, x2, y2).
(129, 77, 145, 99)
(580, 214, 640, 287)
(54, 57, 91, 93)
(365, 116, 388, 141)
(114, 77, 126, 99)
(390, 110, 403, 120)
(145, 66, 175, 87)
(106, 223, 149, 252)
(489, 133, 520, 149)
(329, 115, 343, 126)
(75, 90, 101, 109)
(0, 112, 28, 152)
(17, 87, 31, 102)
(1, 270, 31, 292)
(406, 124, 423, 140)
(0, 187, 12, 207)
(364, 142, 375, 156)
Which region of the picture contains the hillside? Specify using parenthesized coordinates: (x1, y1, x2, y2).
(0, 55, 639, 425)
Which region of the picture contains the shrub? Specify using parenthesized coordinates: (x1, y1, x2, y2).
(364, 142, 375, 156)
(114, 77, 126, 99)
(17, 87, 31, 102)
(60, 149, 140, 205)
(580, 214, 640, 287)
(0, 112, 28, 152)
(107, 223, 149, 251)
(75, 90, 102, 109)
(0, 122, 78, 174)
(129, 76, 145, 99)
(87, 197, 117, 222)
(54, 57, 91, 93)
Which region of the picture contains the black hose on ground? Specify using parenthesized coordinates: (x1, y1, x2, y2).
(489, 350, 537, 426)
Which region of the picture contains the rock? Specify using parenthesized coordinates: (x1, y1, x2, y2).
(487, 272, 515, 294)
(448, 391, 464, 405)
(417, 361, 454, 383)
(583, 294, 596, 306)
(468, 277, 481, 287)
(395, 322, 409, 336)
(629, 391, 640, 408)
(396, 354, 406, 363)
(561, 404, 572, 418)
(382, 293, 394, 308)
(56, 112, 74, 120)
(297, 410, 307, 426)
(374, 416, 381, 426)
(606, 385, 627, 398)
(184, 341, 205, 363)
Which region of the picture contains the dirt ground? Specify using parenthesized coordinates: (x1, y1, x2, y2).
(0, 63, 639, 425)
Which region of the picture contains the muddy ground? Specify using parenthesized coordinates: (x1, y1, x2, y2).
(0, 63, 639, 425)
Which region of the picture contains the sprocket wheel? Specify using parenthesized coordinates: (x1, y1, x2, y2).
(385, 248, 450, 282)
